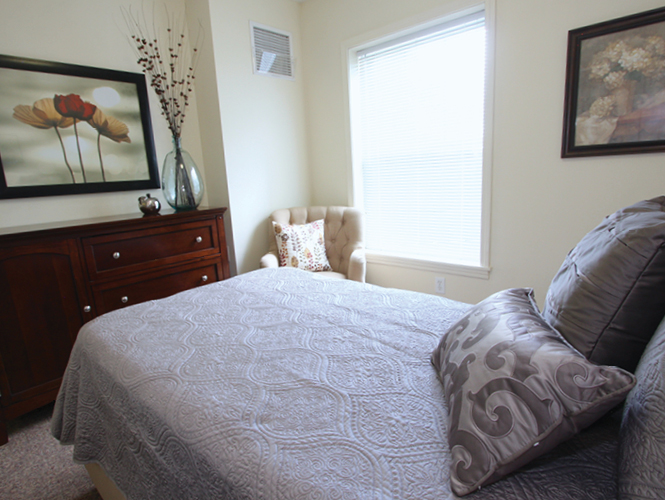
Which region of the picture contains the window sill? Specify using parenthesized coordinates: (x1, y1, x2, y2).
(366, 251, 491, 279)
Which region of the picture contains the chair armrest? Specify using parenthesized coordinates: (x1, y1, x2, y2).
(260, 252, 279, 268)
(347, 248, 366, 283)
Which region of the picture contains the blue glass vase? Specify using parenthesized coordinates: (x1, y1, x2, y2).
(161, 137, 204, 211)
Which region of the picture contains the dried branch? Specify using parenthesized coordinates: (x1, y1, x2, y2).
(122, 4, 204, 139)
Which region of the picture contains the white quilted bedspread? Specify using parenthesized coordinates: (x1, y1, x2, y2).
(52, 268, 471, 499)
(52, 268, 621, 500)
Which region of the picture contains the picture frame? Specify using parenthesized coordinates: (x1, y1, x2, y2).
(0, 54, 159, 199)
(562, 7, 665, 158)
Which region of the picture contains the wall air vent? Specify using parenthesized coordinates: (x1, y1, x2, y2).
(250, 22, 294, 80)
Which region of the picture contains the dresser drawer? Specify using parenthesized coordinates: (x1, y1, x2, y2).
(92, 260, 221, 315)
(83, 220, 219, 280)
(0, 206, 228, 445)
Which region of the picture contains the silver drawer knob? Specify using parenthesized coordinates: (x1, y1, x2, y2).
(83, 305, 91, 313)
(121, 296, 129, 303)
(201, 275, 208, 282)
(113, 252, 120, 259)
(195, 236, 203, 243)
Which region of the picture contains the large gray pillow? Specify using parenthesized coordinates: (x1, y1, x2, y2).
(542, 196, 665, 372)
(431, 288, 636, 497)
(619, 314, 665, 499)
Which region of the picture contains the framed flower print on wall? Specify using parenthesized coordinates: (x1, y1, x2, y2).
(0, 54, 159, 198)
(562, 7, 665, 157)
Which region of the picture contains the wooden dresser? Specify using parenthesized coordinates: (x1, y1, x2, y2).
(0, 207, 230, 445)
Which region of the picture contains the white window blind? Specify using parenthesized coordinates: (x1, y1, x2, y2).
(354, 11, 486, 267)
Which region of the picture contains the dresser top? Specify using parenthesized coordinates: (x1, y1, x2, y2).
(0, 206, 227, 241)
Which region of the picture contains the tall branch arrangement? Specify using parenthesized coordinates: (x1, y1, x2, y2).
(123, 6, 203, 139)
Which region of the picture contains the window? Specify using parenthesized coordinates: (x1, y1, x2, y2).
(349, 7, 491, 276)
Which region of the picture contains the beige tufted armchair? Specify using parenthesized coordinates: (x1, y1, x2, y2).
(260, 206, 366, 282)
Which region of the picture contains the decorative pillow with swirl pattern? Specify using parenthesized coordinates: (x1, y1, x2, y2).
(431, 288, 636, 497)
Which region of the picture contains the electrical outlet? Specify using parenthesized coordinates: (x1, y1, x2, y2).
(435, 277, 445, 295)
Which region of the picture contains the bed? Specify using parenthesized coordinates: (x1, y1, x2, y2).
(50, 267, 626, 500)
(52, 197, 665, 499)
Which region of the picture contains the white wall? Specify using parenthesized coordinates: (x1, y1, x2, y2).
(185, 0, 235, 272)
(203, 0, 311, 275)
(0, 0, 208, 227)
(300, 0, 665, 305)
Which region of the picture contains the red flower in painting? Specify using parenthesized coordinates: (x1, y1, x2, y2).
(53, 94, 97, 120)
(52, 94, 97, 183)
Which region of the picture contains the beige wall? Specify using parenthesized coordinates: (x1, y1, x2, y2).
(300, 0, 665, 305)
(203, 0, 310, 275)
(2, 0, 664, 307)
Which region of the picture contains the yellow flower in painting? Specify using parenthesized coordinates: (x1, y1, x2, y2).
(13, 98, 77, 183)
(589, 96, 616, 118)
(86, 108, 131, 182)
(603, 70, 627, 91)
(603, 40, 629, 63)
(619, 47, 652, 73)
(88, 109, 131, 143)
(646, 36, 665, 57)
(13, 98, 74, 129)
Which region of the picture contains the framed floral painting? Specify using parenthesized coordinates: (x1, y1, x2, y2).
(0, 54, 159, 198)
(562, 7, 665, 157)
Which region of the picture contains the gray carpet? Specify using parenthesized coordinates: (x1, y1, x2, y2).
(0, 403, 101, 500)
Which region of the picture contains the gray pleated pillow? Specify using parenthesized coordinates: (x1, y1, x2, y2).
(431, 288, 636, 497)
(619, 314, 665, 499)
(542, 196, 665, 372)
